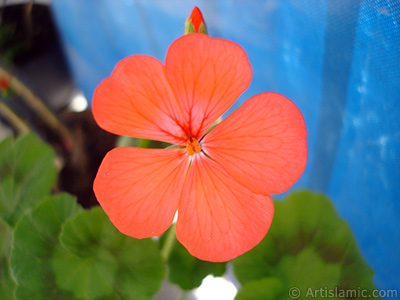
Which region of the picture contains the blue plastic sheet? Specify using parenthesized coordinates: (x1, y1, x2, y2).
(51, 0, 400, 296)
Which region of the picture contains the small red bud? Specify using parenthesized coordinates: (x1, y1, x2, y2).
(185, 6, 208, 35)
(0, 77, 10, 91)
(189, 7, 205, 33)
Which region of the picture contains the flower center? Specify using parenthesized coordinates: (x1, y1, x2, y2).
(186, 137, 202, 156)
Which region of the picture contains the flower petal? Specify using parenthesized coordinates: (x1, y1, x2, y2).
(93, 147, 189, 238)
(203, 92, 307, 195)
(176, 154, 274, 262)
(165, 34, 252, 139)
(92, 55, 187, 144)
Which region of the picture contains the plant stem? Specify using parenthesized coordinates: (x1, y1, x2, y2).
(178, 290, 187, 300)
(161, 224, 176, 261)
(0, 65, 73, 145)
(0, 98, 30, 134)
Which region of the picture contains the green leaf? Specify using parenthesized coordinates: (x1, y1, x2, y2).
(160, 226, 226, 290)
(184, 20, 197, 35)
(233, 190, 380, 300)
(235, 278, 283, 300)
(0, 134, 58, 226)
(277, 247, 341, 299)
(0, 218, 16, 299)
(52, 207, 165, 300)
(10, 193, 81, 300)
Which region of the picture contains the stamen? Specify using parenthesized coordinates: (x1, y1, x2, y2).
(186, 137, 202, 156)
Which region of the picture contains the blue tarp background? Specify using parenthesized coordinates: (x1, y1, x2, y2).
(51, 0, 400, 296)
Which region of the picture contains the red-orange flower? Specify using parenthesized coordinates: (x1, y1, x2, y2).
(92, 34, 307, 262)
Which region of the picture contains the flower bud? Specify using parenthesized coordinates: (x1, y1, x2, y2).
(185, 6, 207, 35)
(0, 77, 10, 92)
